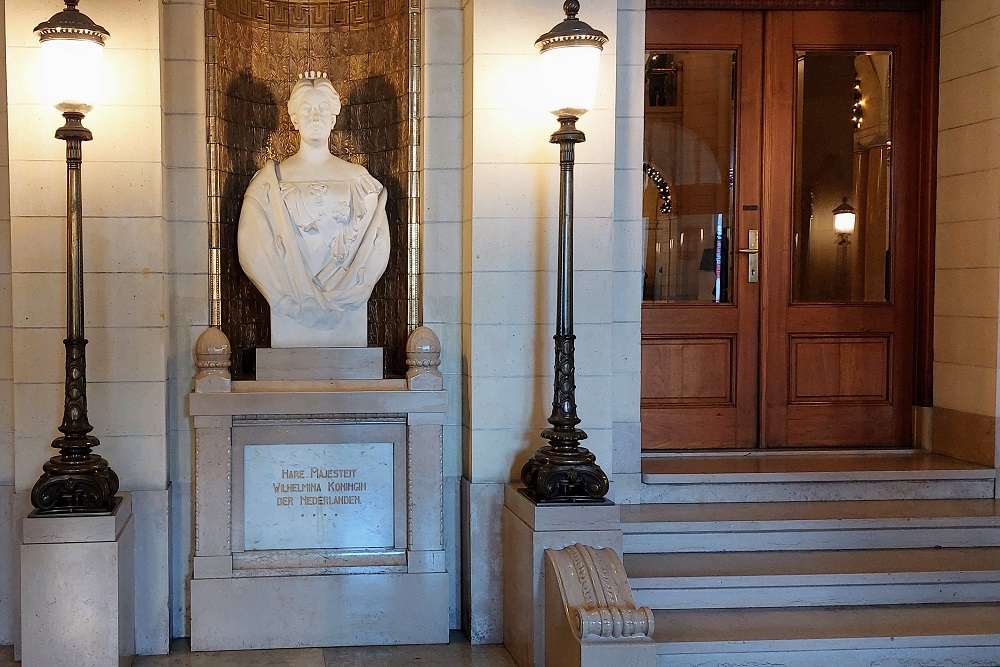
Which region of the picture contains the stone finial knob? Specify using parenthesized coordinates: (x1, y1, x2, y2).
(194, 326, 232, 393)
(406, 326, 443, 390)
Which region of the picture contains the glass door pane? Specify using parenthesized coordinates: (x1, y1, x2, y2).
(792, 50, 893, 303)
(643, 50, 736, 303)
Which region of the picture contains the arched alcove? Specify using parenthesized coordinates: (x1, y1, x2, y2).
(206, 0, 419, 377)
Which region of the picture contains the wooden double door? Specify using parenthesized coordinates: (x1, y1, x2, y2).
(640, 8, 933, 450)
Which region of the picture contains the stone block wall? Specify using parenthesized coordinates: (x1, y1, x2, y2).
(422, 0, 466, 630)
(0, 0, 13, 645)
(933, 0, 1000, 468)
(161, 0, 210, 639)
(458, 0, 620, 643)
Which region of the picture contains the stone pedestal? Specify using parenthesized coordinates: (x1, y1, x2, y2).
(20, 493, 135, 667)
(188, 326, 449, 651)
(256, 346, 383, 381)
(502, 484, 622, 667)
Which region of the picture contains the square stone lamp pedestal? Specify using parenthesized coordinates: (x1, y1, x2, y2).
(503, 485, 624, 667)
(20, 495, 136, 667)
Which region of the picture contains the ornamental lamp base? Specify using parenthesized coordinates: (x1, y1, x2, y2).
(519, 444, 611, 505)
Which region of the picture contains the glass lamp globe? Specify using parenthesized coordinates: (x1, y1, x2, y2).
(35, 1, 109, 114)
(833, 197, 857, 235)
(536, 1, 607, 117)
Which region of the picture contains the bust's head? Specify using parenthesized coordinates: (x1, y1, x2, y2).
(288, 72, 343, 143)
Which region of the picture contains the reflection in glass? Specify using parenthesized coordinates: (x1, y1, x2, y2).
(643, 51, 735, 303)
(793, 51, 892, 303)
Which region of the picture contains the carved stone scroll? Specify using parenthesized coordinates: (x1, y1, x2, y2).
(544, 544, 656, 667)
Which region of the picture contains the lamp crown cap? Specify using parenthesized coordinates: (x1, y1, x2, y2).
(34, 0, 109, 45)
(536, 0, 608, 52)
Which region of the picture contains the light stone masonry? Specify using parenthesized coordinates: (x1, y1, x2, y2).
(933, 0, 1000, 460)
(460, 0, 619, 641)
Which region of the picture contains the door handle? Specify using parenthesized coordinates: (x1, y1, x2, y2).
(739, 230, 759, 283)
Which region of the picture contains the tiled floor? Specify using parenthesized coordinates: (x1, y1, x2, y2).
(1, 632, 517, 667)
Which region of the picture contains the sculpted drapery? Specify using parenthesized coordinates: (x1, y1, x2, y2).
(238, 161, 389, 329)
(237, 73, 390, 345)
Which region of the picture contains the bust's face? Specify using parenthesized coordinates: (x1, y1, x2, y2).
(292, 88, 336, 144)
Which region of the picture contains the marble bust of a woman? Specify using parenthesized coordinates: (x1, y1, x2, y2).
(238, 72, 390, 348)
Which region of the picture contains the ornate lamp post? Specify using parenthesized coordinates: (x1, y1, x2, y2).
(30, 0, 119, 514)
(520, 1, 610, 504)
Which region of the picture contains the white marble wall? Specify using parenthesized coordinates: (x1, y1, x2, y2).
(458, 0, 619, 643)
(2, 0, 170, 651)
(161, 0, 210, 639)
(423, 0, 465, 629)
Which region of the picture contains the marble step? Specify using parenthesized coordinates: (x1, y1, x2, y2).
(639, 452, 996, 503)
(626, 547, 1000, 609)
(653, 603, 1000, 667)
(622, 499, 1000, 553)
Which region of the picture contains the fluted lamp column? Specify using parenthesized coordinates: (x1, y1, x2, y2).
(520, 0, 610, 504)
(29, 0, 119, 514)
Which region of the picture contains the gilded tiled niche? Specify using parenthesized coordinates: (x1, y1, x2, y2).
(206, 0, 421, 378)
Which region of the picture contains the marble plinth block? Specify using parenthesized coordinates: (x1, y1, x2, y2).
(503, 485, 622, 667)
(20, 493, 135, 667)
(189, 326, 449, 651)
(256, 346, 384, 381)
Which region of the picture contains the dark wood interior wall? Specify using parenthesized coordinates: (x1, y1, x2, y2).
(646, 0, 929, 9)
(206, 0, 412, 378)
(645, 0, 939, 407)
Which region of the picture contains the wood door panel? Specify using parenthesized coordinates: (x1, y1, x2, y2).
(647, 10, 748, 49)
(785, 404, 896, 447)
(642, 337, 734, 405)
(642, 407, 738, 449)
(641, 304, 740, 336)
(784, 305, 898, 332)
(792, 11, 904, 48)
(790, 336, 891, 403)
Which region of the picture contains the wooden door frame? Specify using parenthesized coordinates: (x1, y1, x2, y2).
(645, 0, 940, 410)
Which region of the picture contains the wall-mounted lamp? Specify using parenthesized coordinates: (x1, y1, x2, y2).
(30, 0, 119, 514)
(833, 197, 857, 245)
(520, 0, 609, 504)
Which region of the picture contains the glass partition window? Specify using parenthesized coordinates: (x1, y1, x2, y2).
(792, 51, 893, 303)
(643, 51, 736, 303)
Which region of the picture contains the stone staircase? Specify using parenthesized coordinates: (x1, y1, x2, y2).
(620, 453, 1000, 667)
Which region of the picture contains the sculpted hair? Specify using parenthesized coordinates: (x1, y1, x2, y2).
(287, 74, 342, 119)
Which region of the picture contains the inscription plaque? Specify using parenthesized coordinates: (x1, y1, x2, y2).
(243, 442, 394, 551)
